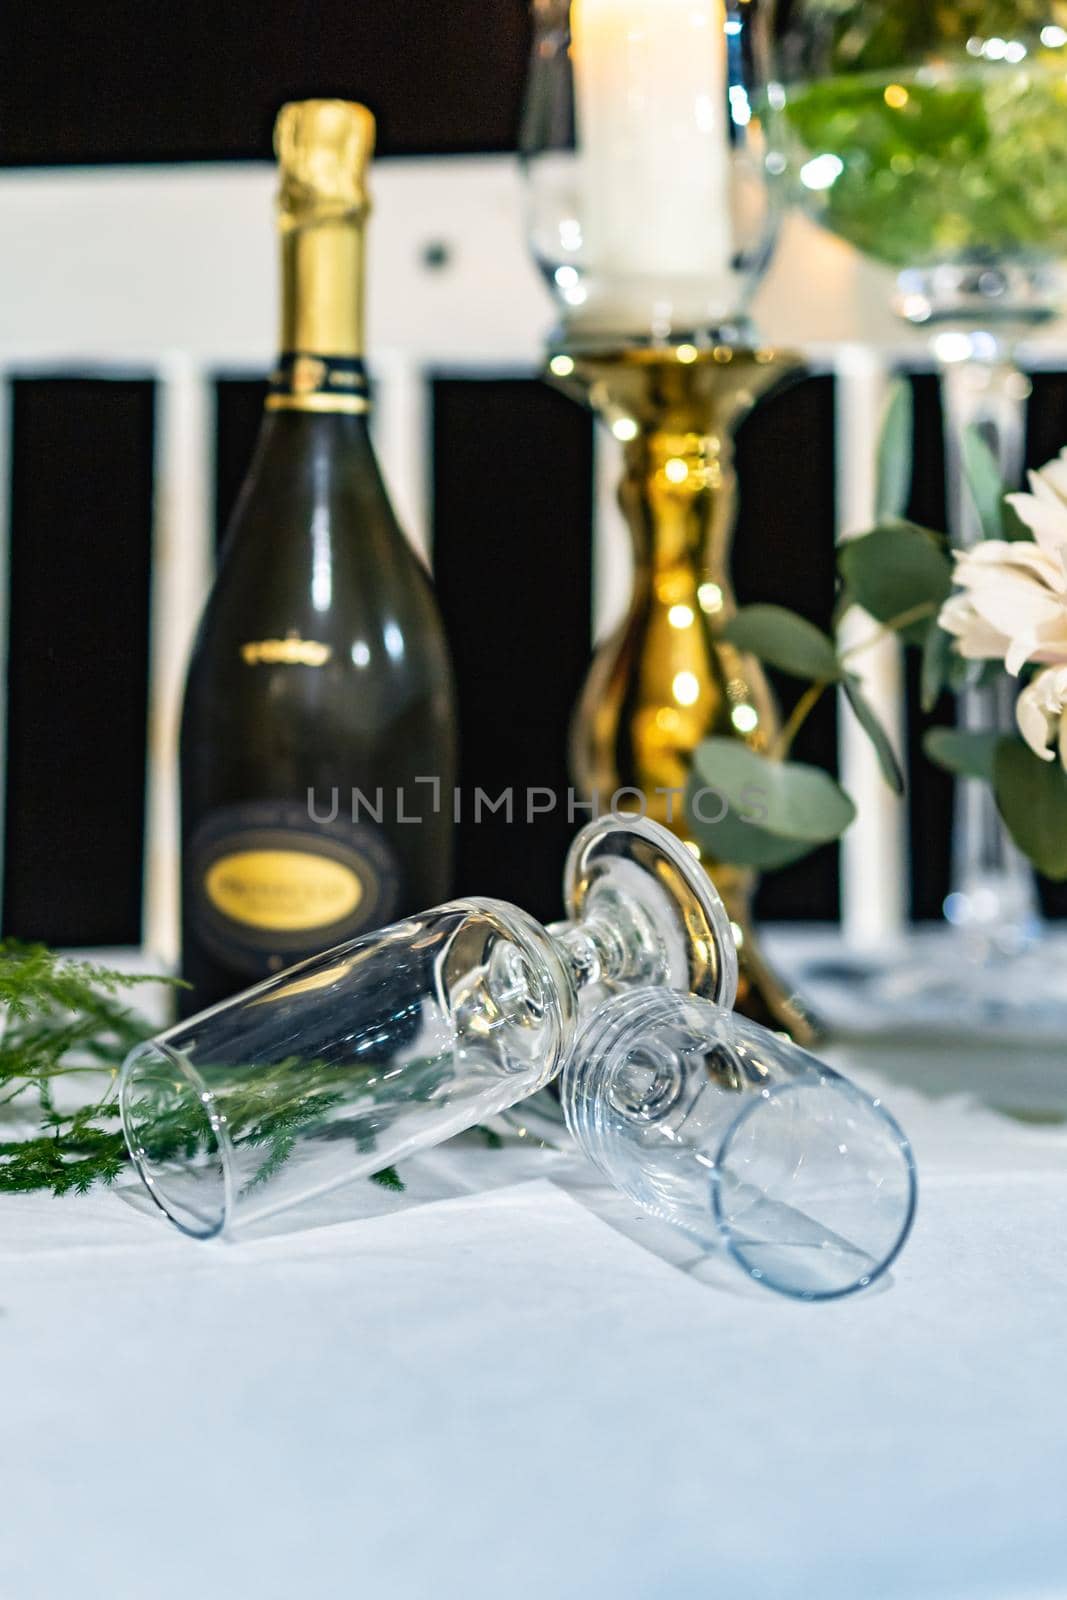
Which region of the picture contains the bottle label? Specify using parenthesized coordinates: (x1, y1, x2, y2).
(205, 850, 363, 931)
(187, 799, 402, 978)
(266, 353, 371, 415)
(240, 631, 333, 667)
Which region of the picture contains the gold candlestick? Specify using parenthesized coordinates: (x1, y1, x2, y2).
(556, 343, 816, 1045)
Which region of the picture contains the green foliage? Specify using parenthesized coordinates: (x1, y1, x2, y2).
(370, 1165, 405, 1191)
(696, 361, 1067, 886)
(842, 674, 904, 795)
(0, 944, 411, 1199)
(687, 739, 856, 870)
(876, 380, 914, 522)
(923, 728, 1002, 784)
(961, 430, 1007, 542)
(0, 943, 161, 1195)
(782, 61, 1067, 270)
(838, 522, 953, 644)
(994, 738, 1067, 881)
(920, 618, 953, 712)
(0, 941, 160, 1028)
(723, 605, 841, 681)
(126, 1051, 423, 1201)
(1002, 498, 1035, 542)
(0, 1125, 128, 1197)
(129, 1056, 351, 1197)
(792, 0, 1047, 79)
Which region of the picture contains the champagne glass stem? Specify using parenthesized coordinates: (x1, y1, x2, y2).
(938, 341, 1040, 953)
(548, 916, 632, 989)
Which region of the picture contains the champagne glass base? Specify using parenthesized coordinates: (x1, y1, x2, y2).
(561, 815, 738, 1007)
(502, 815, 739, 1142)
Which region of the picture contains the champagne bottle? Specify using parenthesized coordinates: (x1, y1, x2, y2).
(179, 100, 457, 1015)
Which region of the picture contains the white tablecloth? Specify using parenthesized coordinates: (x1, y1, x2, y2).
(3, 1057, 1067, 1600)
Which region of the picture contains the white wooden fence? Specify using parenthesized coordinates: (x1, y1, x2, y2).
(2, 155, 1066, 961)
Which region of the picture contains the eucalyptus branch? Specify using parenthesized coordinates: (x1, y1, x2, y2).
(773, 679, 829, 760)
(839, 599, 938, 661)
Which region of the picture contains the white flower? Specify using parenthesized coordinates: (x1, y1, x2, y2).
(1016, 664, 1067, 768)
(1006, 445, 1067, 550)
(939, 540, 1067, 672)
(938, 446, 1067, 675)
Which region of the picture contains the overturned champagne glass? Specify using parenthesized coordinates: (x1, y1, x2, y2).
(120, 816, 736, 1239)
(564, 989, 917, 1301)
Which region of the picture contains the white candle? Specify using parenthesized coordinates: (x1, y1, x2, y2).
(571, 0, 732, 336)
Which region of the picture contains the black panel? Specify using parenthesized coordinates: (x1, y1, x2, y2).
(3, 379, 154, 945)
(432, 377, 593, 925)
(900, 373, 952, 922)
(734, 373, 840, 923)
(2, 0, 531, 167)
(215, 378, 269, 548)
(1028, 371, 1067, 466)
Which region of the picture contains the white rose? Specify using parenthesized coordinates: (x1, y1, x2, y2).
(938, 446, 1067, 675)
(1006, 445, 1067, 551)
(1016, 664, 1067, 770)
(938, 541, 1067, 673)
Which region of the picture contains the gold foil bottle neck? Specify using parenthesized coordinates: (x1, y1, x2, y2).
(274, 99, 376, 224)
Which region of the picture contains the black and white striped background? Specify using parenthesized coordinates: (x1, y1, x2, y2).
(4, 0, 1067, 943)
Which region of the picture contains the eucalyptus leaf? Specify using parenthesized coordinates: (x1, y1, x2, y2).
(876, 379, 914, 522)
(994, 738, 1067, 881)
(920, 620, 953, 712)
(722, 604, 842, 682)
(1003, 498, 1035, 543)
(838, 523, 952, 645)
(687, 739, 856, 869)
(684, 807, 818, 871)
(960, 429, 1005, 542)
(923, 727, 1002, 783)
(842, 674, 904, 795)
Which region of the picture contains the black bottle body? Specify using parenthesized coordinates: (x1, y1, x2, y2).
(179, 410, 457, 1015)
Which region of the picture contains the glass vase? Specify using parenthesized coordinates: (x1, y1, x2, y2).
(777, 0, 1066, 1006)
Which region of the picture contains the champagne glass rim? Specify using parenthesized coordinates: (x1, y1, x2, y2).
(120, 1040, 234, 1241)
(711, 1076, 919, 1301)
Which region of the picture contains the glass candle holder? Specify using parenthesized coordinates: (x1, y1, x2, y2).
(522, 0, 781, 344)
(563, 987, 917, 1299)
(120, 816, 737, 1239)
